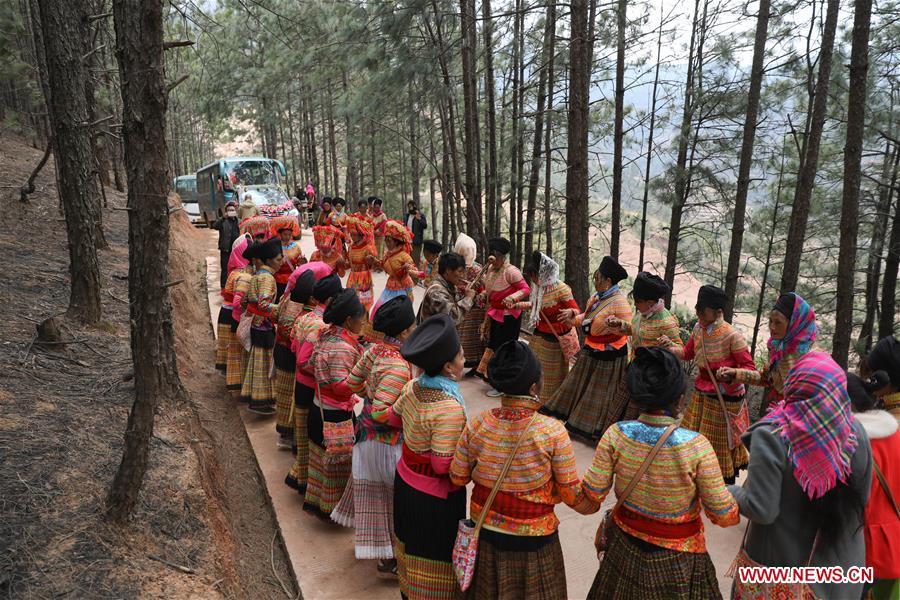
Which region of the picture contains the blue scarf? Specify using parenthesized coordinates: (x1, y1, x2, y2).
(418, 374, 465, 412)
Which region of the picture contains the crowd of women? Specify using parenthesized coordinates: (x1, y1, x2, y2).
(211, 202, 899, 600)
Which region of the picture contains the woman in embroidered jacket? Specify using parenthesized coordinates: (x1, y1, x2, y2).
(608, 272, 681, 355)
(847, 371, 900, 598)
(727, 352, 871, 600)
(285, 274, 342, 494)
(309, 225, 348, 277)
(718, 292, 817, 417)
(303, 289, 367, 517)
(450, 341, 582, 600)
(388, 315, 467, 600)
(661, 284, 757, 483)
(453, 233, 487, 370)
(269, 215, 306, 302)
(579, 347, 739, 600)
(332, 296, 415, 575)
(369, 197, 388, 259)
(371, 219, 419, 318)
(240, 238, 284, 414)
(271, 270, 314, 449)
(223, 244, 257, 390)
(344, 215, 378, 313)
(474, 238, 530, 391)
(513, 252, 579, 402)
(862, 335, 900, 423)
(543, 256, 631, 439)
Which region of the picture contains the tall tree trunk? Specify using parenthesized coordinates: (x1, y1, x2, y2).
(543, 2, 557, 256)
(409, 86, 421, 206)
(106, 0, 186, 523)
(327, 86, 339, 196)
(514, 1, 526, 266)
(663, 0, 702, 306)
(751, 146, 787, 358)
(723, 0, 771, 320)
(565, 0, 591, 304)
(287, 95, 299, 192)
(861, 142, 899, 350)
(638, 10, 663, 271)
(459, 0, 483, 247)
(482, 0, 498, 238)
(610, 0, 627, 259)
(779, 0, 840, 294)
(881, 188, 900, 339)
(833, 0, 872, 366)
(34, 0, 102, 324)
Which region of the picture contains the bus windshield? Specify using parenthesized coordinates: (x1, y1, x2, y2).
(223, 159, 281, 187)
(175, 177, 196, 195)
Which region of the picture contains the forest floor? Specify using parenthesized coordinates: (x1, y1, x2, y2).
(0, 128, 297, 599)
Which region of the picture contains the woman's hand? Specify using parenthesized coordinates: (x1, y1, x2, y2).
(606, 316, 623, 329)
(716, 367, 736, 382)
(657, 335, 674, 348)
(557, 308, 578, 323)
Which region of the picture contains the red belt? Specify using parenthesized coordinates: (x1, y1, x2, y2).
(401, 443, 440, 478)
(246, 304, 270, 318)
(221, 291, 235, 302)
(471, 484, 554, 519)
(617, 506, 701, 539)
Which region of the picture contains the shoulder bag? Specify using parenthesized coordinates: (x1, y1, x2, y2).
(593, 420, 680, 559)
(699, 337, 749, 450)
(453, 411, 539, 591)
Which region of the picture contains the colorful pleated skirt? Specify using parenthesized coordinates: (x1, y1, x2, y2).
(587, 524, 721, 600)
(542, 347, 630, 440)
(460, 529, 567, 600)
(285, 383, 315, 493)
(331, 439, 402, 559)
(216, 306, 235, 371)
(459, 304, 486, 367)
(682, 389, 749, 482)
(347, 270, 375, 311)
(529, 332, 569, 403)
(225, 317, 243, 390)
(304, 403, 354, 516)
(393, 473, 466, 600)
(272, 343, 296, 438)
(240, 325, 276, 412)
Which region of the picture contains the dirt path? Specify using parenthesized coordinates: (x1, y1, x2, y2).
(203, 227, 747, 598)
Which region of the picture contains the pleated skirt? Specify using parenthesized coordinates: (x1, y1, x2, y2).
(682, 389, 749, 482)
(331, 440, 402, 559)
(286, 383, 315, 492)
(459, 530, 567, 600)
(394, 473, 466, 600)
(225, 320, 244, 390)
(542, 348, 630, 440)
(273, 344, 296, 435)
(587, 525, 721, 600)
(529, 333, 569, 403)
(459, 305, 486, 367)
(216, 306, 235, 370)
(240, 326, 276, 410)
(304, 403, 354, 516)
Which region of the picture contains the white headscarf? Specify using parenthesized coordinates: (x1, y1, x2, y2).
(528, 253, 560, 328)
(454, 233, 477, 268)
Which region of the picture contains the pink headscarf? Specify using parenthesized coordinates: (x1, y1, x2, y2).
(284, 260, 334, 296)
(228, 235, 250, 275)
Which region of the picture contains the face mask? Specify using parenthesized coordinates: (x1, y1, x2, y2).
(226, 210, 237, 217)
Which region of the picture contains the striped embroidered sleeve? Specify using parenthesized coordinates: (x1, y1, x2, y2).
(662, 314, 684, 347)
(448, 419, 476, 487)
(577, 425, 618, 514)
(680, 331, 697, 361)
(733, 366, 764, 386)
(256, 274, 278, 317)
(549, 425, 583, 507)
(693, 436, 740, 526)
(729, 331, 757, 371)
(430, 401, 467, 458)
(346, 347, 374, 395)
(370, 356, 412, 424)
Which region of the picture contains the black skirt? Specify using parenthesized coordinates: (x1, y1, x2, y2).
(273, 343, 295, 371)
(393, 471, 466, 562)
(488, 314, 523, 351)
(250, 325, 276, 349)
(294, 382, 315, 409)
(217, 305, 236, 326)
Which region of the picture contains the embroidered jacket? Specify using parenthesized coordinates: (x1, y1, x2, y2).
(680, 318, 756, 396)
(576, 290, 632, 352)
(346, 340, 413, 445)
(311, 325, 362, 412)
(223, 265, 254, 321)
(274, 242, 306, 285)
(245, 266, 277, 327)
(290, 305, 327, 388)
(516, 281, 579, 336)
(882, 392, 900, 424)
(483, 263, 530, 322)
(580, 413, 740, 552)
(274, 299, 307, 347)
(450, 395, 582, 536)
(381, 248, 416, 291)
(623, 308, 683, 350)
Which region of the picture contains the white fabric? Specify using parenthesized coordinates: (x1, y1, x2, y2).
(350, 440, 402, 483)
(855, 410, 898, 440)
(527, 252, 560, 329)
(454, 233, 477, 267)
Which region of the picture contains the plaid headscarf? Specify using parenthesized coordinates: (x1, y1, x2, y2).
(764, 351, 858, 500)
(767, 292, 817, 368)
(527, 253, 560, 329)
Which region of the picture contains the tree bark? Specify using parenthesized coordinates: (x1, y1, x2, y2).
(880, 153, 900, 339)
(565, 0, 591, 305)
(832, 0, 872, 367)
(860, 142, 899, 350)
(779, 0, 840, 294)
(35, 0, 103, 324)
(409, 86, 421, 206)
(327, 86, 339, 196)
(481, 0, 499, 238)
(610, 0, 627, 259)
(544, 2, 557, 256)
(459, 0, 483, 246)
(638, 9, 663, 271)
(723, 0, 771, 320)
(663, 0, 702, 306)
(106, 0, 186, 523)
